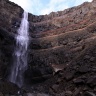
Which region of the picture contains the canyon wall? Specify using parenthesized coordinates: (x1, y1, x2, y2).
(1, 0, 96, 95)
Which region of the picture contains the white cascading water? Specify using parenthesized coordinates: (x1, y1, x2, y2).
(9, 11, 29, 87)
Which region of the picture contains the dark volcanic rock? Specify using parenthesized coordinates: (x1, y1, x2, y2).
(64, 70, 75, 80)
(1, 0, 96, 96)
(84, 91, 96, 96)
(87, 76, 96, 87)
(73, 78, 85, 84)
(78, 65, 90, 73)
(24, 66, 53, 84)
(0, 80, 19, 94)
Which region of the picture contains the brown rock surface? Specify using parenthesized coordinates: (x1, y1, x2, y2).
(1, 0, 96, 96)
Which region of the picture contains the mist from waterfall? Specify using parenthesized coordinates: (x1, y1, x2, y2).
(9, 11, 29, 87)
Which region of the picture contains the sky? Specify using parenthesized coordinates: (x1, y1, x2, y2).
(9, 0, 93, 15)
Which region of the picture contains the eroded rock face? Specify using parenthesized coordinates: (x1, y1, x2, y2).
(0, 0, 54, 84)
(1, 0, 96, 95)
(0, 0, 24, 80)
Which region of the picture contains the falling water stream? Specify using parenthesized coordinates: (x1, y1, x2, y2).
(9, 11, 29, 87)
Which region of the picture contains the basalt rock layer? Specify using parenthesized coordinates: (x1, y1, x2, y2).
(0, 0, 96, 95)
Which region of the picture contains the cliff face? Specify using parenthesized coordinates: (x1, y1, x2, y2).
(1, 0, 96, 95)
(0, 0, 23, 79)
(29, 0, 96, 74)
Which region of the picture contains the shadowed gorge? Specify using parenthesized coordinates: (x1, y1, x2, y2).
(0, 0, 96, 96)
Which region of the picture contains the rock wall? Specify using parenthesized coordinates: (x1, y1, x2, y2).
(0, 0, 23, 79)
(28, 0, 96, 73)
(1, 0, 96, 93)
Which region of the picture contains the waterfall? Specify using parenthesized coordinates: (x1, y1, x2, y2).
(9, 11, 29, 87)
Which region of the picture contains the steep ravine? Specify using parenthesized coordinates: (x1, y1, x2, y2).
(0, 0, 96, 96)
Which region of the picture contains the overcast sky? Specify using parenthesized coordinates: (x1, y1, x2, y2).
(9, 0, 92, 15)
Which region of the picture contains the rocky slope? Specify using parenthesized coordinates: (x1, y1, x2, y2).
(0, 0, 96, 95)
